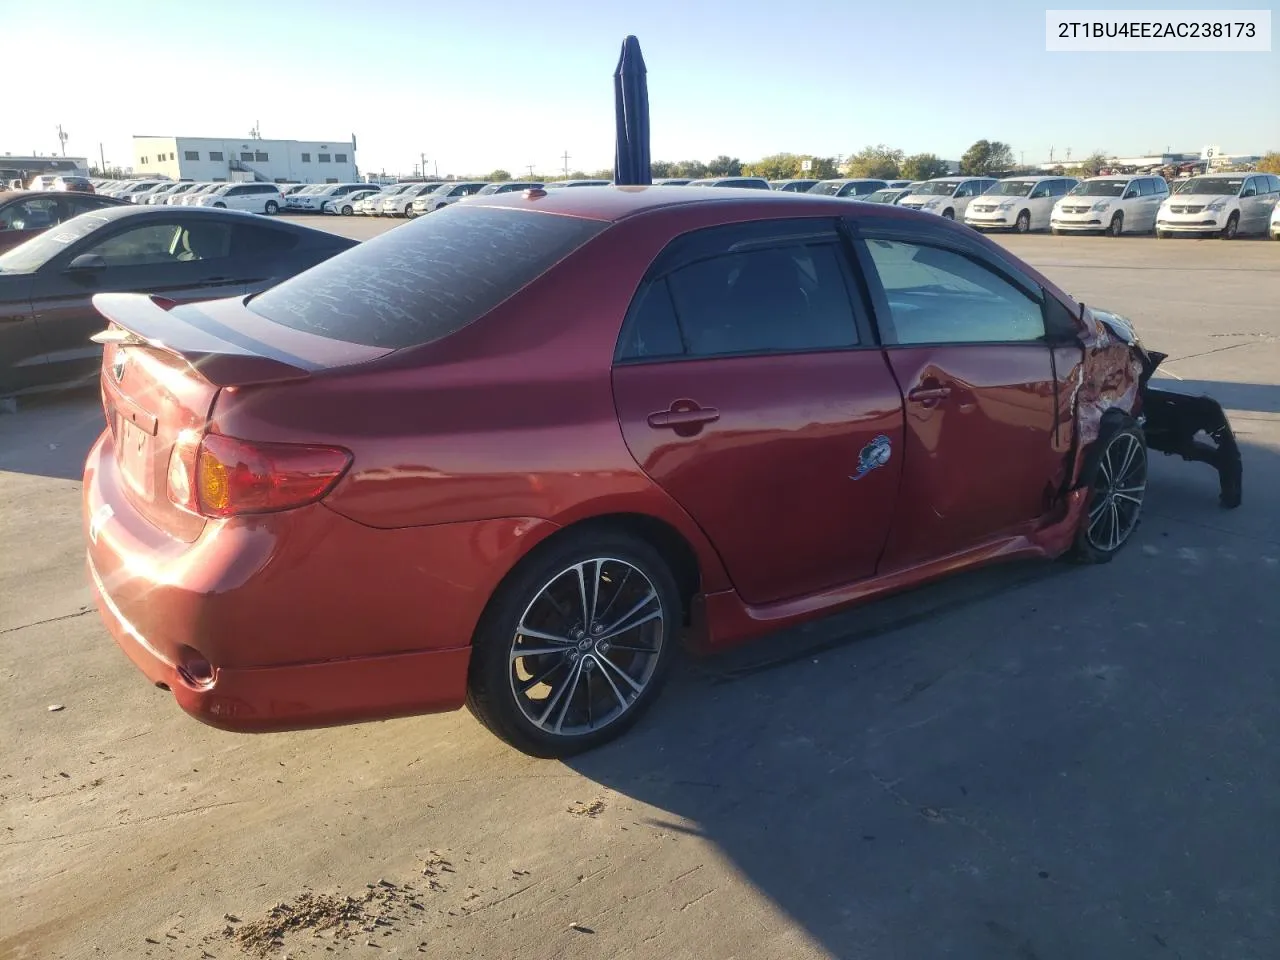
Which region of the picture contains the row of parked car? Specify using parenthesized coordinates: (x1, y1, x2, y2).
(35, 169, 1280, 240)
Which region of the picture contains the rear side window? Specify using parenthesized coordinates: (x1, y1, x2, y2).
(248, 206, 606, 348)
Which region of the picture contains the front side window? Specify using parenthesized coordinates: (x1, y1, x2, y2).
(861, 238, 1044, 345)
(618, 224, 861, 361)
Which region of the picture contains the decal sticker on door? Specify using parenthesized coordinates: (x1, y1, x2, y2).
(852, 434, 892, 480)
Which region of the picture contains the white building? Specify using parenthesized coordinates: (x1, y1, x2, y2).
(132, 136, 358, 184)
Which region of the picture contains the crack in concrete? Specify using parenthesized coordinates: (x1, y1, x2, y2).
(0, 608, 93, 636)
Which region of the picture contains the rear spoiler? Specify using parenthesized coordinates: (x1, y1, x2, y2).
(90, 293, 314, 388)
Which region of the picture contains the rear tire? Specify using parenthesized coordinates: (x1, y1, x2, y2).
(941, 208, 955, 220)
(1070, 418, 1147, 564)
(1107, 212, 1123, 236)
(1220, 212, 1239, 240)
(213, 202, 226, 208)
(466, 529, 681, 758)
(264, 200, 278, 215)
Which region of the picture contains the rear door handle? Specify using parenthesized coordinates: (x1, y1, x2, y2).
(907, 386, 952, 406)
(647, 407, 720, 428)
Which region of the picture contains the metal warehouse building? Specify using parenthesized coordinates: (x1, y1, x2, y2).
(132, 136, 358, 184)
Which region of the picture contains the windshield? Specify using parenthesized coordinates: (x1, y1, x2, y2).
(1177, 176, 1246, 196)
(1068, 179, 1128, 197)
(806, 181, 848, 195)
(0, 213, 108, 274)
(248, 206, 606, 349)
(914, 180, 961, 196)
(989, 180, 1037, 197)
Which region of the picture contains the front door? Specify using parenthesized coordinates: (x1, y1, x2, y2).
(29, 217, 243, 387)
(612, 218, 905, 606)
(856, 232, 1064, 571)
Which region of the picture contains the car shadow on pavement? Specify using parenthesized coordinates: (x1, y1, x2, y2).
(0, 387, 104, 481)
(567, 439, 1280, 959)
(1151, 377, 1280, 415)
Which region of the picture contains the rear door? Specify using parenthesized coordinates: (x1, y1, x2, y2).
(29, 217, 243, 385)
(852, 223, 1067, 571)
(612, 218, 906, 606)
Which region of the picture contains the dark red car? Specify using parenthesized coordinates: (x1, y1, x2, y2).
(82, 187, 1241, 757)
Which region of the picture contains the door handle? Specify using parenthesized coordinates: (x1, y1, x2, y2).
(907, 386, 952, 407)
(647, 401, 720, 433)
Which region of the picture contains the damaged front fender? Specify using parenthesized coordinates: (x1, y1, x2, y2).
(1087, 307, 1242, 509)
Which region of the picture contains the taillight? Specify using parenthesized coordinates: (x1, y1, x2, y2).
(167, 433, 351, 518)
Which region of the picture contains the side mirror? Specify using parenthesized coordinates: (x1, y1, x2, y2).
(67, 253, 107, 272)
(1241, 188, 1256, 198)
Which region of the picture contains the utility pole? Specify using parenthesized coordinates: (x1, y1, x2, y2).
(526, 164, 536, 178)
(56, 124, 69, 156)
(99, 142, 106, 175)
(561, 150, 571, 178)
(420, 153, 426, 180)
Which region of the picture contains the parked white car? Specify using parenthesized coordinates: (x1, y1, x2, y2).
(409, 181, 488, 215)
(1271, 194, 1280, 239)
(897, 176, 997, 219)
(323, 189, 381, 216)
(289, 182, 374, 212)
(806, 178, 888, 198)
(175, 183, 222, 205)
(136, 182, 184, 205)
(1156, 172, 1280, 239)
(1050, 175, 1169, 236)
(191, 181, 283, 215)
(111, 180, 169, 202)
(383, 182, 446, 217)
(964, 175, 1079, 233)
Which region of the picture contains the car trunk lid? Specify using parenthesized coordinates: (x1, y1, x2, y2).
(91, 292, 392, 541)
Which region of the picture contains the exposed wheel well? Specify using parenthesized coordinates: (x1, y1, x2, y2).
(505, 513, 702, 626)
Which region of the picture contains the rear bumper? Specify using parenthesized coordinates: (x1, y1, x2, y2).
(83, 429, 558, 732)
(88, 552, 472, 731)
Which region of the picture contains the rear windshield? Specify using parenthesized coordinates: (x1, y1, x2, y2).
(247, 206, 607, 349)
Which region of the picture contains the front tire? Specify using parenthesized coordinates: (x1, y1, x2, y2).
(341, 204, 353, 216)
(1071, 419, 1147, 564)
(466, 530, 682, 757)
(213, 202, 226, 208)
(1220, 212, 1239, 240)
(1015, 209, 1031, 233)
(941, 208, 955, 220)
(1107, 212, 1124, 236)
(1156, 229, 1169, 239)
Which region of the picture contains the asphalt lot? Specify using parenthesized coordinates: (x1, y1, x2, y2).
(2, 220, 1278, 960)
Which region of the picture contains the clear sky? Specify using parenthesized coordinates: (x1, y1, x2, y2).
(5, 0, 1276, 176)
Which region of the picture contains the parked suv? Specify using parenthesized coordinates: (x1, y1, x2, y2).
(897, 177, 998, 219)
(1156, 172, 1280, 239)
(383, 182, 447, 218)
(1051, 175, 1169, 236)
(192, 182, 283, 215)
(409, 181, 488, 215)
(965, 176, 1079, 233)
(289, 182, 373, 213)
(806, 178, 888, 198)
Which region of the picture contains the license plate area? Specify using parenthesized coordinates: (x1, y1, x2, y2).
(117, 415, 154, 498)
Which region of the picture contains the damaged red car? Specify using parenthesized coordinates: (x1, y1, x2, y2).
(82, 187, 1242, 757)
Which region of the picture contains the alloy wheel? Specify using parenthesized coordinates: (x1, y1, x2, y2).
(1222, 214, 1238, 239)
(1109, 212, 1123, 236)
(508, 558, 665, 737)
(1016, 210, 1030, 233)
(1085, 432, 1147, 553)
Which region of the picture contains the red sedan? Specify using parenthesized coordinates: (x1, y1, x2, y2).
(82, 187, 1241, 757)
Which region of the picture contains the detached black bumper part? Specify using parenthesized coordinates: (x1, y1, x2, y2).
(1141, 385, 1243, 509)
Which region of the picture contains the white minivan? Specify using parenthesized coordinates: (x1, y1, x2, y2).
(1156, 172, 1280, 239)
(964, 175, 1080, 232)
(897, 176, 998, 220)
(1050, 175, 1169, 236)
(191, 181, 283, 215)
